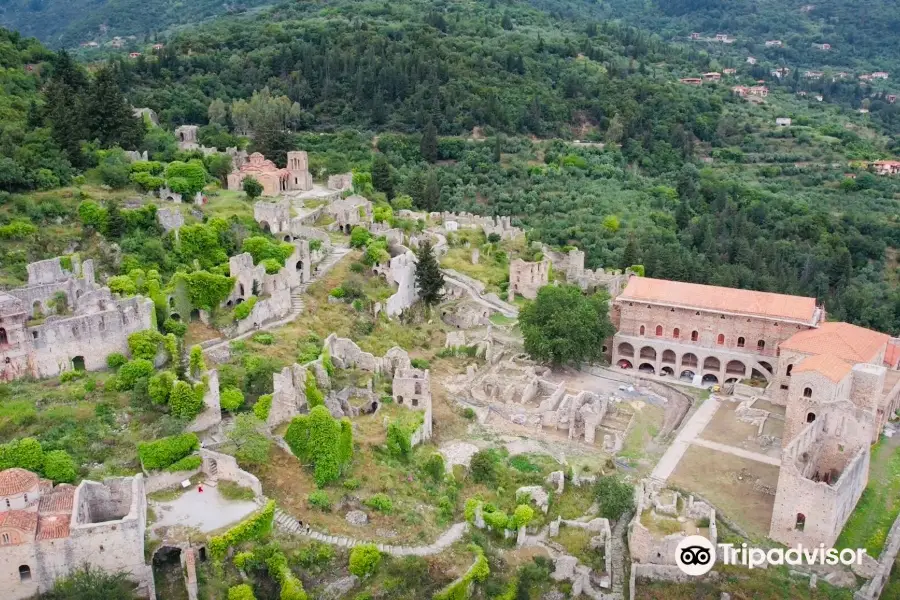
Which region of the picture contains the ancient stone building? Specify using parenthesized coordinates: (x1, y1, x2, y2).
(611, 277, 824, 386)
(542, 247, 633, 296)
(327, 195, 373, 233)
(1, 257, 154, 382)
(508, 258, 550, 301)
(392, 368, 433, 441)
(327, 173, 353, 191)
(0, 469, 153, 599)
(174, 125, 199, 150)
(226, 151, 313, 196)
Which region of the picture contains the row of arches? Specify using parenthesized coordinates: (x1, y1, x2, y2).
(616, 342, 773, 383)
(637, 325, 767, 351)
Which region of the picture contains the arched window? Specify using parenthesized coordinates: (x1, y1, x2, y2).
(737, 337, 745, 348)
(786, 364, 793, 377)
(673, 328, 680, 339)
(19, 565, 31, 582)
(639, 325, 645, 336)
(757, 340, 766, 351)
(806, 412, 816, 423)
(717, 334, 725, 346)
(414, 382, 422, 395)
(803, 387, 812, 398)
(691, 330, 699, 342)
(655, 325, 663, 337)
(795, 514, 805, 532)
(0, 327, 7, 345)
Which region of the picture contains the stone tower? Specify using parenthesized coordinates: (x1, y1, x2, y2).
(286, 151, 313, 191)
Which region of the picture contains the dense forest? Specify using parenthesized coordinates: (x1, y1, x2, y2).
(0, 0, 898, 334)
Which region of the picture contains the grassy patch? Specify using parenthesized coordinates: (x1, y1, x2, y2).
(489, 313, 517, 326)
(218, 480, 256, 502)
(555, 526, 605, 571)
(548, 484, 595, 521)
(835, 435, 900, 557)
(618, 401, 664, 462)
(203, 189, 255, 221)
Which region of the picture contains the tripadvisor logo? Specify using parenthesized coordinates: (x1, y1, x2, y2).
(675, 535, 716, 576)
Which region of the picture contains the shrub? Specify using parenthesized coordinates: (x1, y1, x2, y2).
(595, 475, 635, 521)
(166, 455, 201, 472)
(0, 437, 44, 472)
(462, 407, 476, 420)
(321, 349, 334, 376)
(234, 296, 258, 320)
(348, 544, 381, 578)
(209, 500, 276, 562)
(163, 317, 187, 337)
(433, 545, 489, 600)
(128, 329, 169, 361)
(423, 453, 445, 481)
(410, 358, 430, 369)
(349, 226, 371, 248)
(305, 371, 324, 408)
(265, 549, 307, 600)
(42, 450, 77, 483)
(307, 490, 332, 511)
(469, 449, 499, 484)
(148, 371, 176, 405)
(253, 332, 274, 345)
(117, 359, 155, 390)
(261, 258, 282, 274)
(189, 345, 205, 377)
(227, 584, 256, 600)
(60, 370, 84, 383)
(138, 433, 199, 470)
(512, 504, 535, 529)
(284, 407, 352, 487)
(106, 353, 127, 369)
(233, 552, 255, 571)
(365, 493, 393, 513)
(170, 380, 204, 419)
(342, 478, 361, 490)
(83, 379, 96, 393)
(484, 509, 510, 532)
(296, 542, 334, 568)
(220, 387, 245, 412)
(253, 394, 273, 421)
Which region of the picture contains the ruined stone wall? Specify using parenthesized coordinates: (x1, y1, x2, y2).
(287, 223, 331, 245)
(392, 368, 432, 441)
(157, 208, 184, 233)
(384, 249, 418, 317)
(187, 370, 222, 433)
(28, 296, 154, 378)
(327, 173, 353, 191)
(199, 449, 262, 497)
(508, 258, 549, 300)
(267, 364, 309, 428)
(854, 509, 900, 600)
(324, 334, 379, 372)
(254, 201, 291, 234)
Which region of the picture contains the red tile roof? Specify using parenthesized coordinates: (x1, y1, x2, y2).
(37, 514, 70, 540)
(0, 468, 39, 496)
(38, 484, 75, 514)
(792, 353, 854, 382)
(885, 340, 900, 369)
(617, 277, 818, 322)
(780, 322, 889, 363)
(0, 509, 38, 536)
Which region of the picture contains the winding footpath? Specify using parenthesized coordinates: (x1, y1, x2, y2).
(273, 508, 468, 556)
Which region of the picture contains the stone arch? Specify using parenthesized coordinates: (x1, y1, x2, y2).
(72, 356, 85, 371)
(803, 387, 812, 398)
(617, 359, 633, 369)
(703, 356, 720, 371)
(412, 398, 419, 407)
(701, 373, 719, 385)
(691, 330, 699, 342)
(169, 313, 181, 321)
(18, 565, 31, 582)
(681, 353, 698, 368)
(680, 370, 695, 381)
(260, 221, 271, 233)
(296, 260, 304, 273)
(639, 346, 656, 361)
(344, 224, 352, 234)
(190, 309, 200, 322)
(76, 289, 83, 299)
(414, 382, 422, 395)
(757, 339, 766, 352)
(0, 327, 7, 346)
(617, 343, 634, 358)
(638, 363, 656, 374)
(169, 296, 176, 308)
(807, 412, 816, 423)
(726, 360, 746, 377)
(662, 349, 676, 364)
(655, 325, 663, 336)
(284, 235, 292, 242)
(737, 336, 745, 348)
(660, 366, 674, 377)
(786, 364, 794, 377)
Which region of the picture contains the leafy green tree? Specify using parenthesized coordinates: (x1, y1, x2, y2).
(227, 584, 256, 600)
(0, 437, 44, 472)
(86, 66, 143, 149)
(165, 160, 208, 195)
(594, 475, 635, 521)
(228, 414, 271, 464)
(170, 380, 203, 419)
(422, 169, 441, 210)
(348, 544, 382, 578)
(519, 285, 614, 366)
(42, 450, 77, 483)
(349, 226, 371, 248)
(189, 345, 205, 378)
(371, 153, 394, 199)
(148, 371, 176, 405)
(243, 176, 263, 199)
(420, 120, 438, 163)
(414, 239, 445, 308)
(221, 387, 245, 411)
(208, 98, 229, 125)
(205, 152, 234, 184)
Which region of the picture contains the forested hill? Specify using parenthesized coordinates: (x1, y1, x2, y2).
(0, 0, 272, 49)
(533, 0, 900, 72)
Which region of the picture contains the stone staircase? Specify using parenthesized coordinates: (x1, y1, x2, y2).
(273, 507, 467, 557)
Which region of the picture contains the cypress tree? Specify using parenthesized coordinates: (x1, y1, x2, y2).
(87, 66, 143, 149)
(371, 153, 394, 199)
(420, 120, 438, 163)
(423, 169, 441, 211)
(415, 239, 445, 308)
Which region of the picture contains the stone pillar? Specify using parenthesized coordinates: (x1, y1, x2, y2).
(471, 249, 479, 264)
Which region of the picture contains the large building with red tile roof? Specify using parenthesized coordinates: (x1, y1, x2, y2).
(610, 275, 900, 549)
(0, 472, 152, 599)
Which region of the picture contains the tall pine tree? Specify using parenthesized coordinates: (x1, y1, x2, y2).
(415, 239, 445, 308)
(87, 66, 143, 149)
(423, 169, 441, 211)
(420, 120, 438, 163)
(371, 153, 394, 199)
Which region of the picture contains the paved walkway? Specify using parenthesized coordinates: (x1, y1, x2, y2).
(650, 396, 721, 482)
(150, 486, 259, 534)
(689, 438, 781, 466)
(273, 508, 467, 556)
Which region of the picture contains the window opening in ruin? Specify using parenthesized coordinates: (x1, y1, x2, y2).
(781, 385, 789, 390)
(199, 547, 207, 562)
(806, 412, 816, 422)
(655, 325, 663, 336)
(296, 260, 304, 273)
(23, 493, 27, 502)
(1, 533, 9, 544)
(412, 398, 419, 407)
(0, 327, 7, 345)
(239, 283, 245, 297)
(803, 387, 812, 398)
(19, 565, 31, 582)
(757, 340, 765, 351)
(691, 331, 699, 341)
(673, 328, 680, 338)
(720, 314, 725, 319)
(639, 325, 645, 336)
(717, 334, 725, 345)
(397, 396, 404, 404)
(787, 364, 793, 376)
(795, 514, 805, 531)
(169, 296, 175, 308)
(72, 356, 86, 371)
(737, 337, 745, 347)
(4, 499, 9, 508)
(415, 382, 422, 394)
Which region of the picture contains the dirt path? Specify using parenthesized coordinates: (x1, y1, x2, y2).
(650, 396, 721, 482)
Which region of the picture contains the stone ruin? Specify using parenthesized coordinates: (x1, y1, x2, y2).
(440, 298, 493, 330)
(327, 172, 353, 191)
(156, 207, 184, 233)
(542, 246, 635, 297)
(327, 194, 373, 234)
(375, 245, 418, 317)
(508, 257, 550, 301)
(227, 151, 313, 196)
(628, 479, 717, 566)
(1, 256, 154, 381)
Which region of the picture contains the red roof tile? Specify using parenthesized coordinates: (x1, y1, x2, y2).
(38, 484, 75, 514)
(617, 277, 818, 322)
(885, 340, 900, 369)
(36, 514, 70, 540)
(0, 468, 39, 496)
(0, 509, 38, 536)
(780, 322, 889, 363)
(792, 353, 854, 382)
